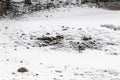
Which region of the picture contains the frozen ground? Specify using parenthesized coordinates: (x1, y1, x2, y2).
(0, 6, 120, 80)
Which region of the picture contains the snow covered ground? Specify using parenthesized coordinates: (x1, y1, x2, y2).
(0, 6, 120, 80)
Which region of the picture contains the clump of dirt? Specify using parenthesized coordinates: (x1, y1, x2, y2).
(82, 36, 92, 41)
(17, 67, 28, 73)
(69, 36, 103, 52)
(55, 70, 63, 73)
(61, 26, 69, 31)
(34, 35, 64, 47)
(78, 45, 86, 52)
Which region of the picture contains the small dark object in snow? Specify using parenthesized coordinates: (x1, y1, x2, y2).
(38, 37, 53, 43)
(105, 49, 108, 51)
(14, 48, 17, 51)
(30, 37, 33, 40)
(74, 72, 80, 76)
(53, 78, 58, 80)
(55, 70, 62, 73)
(5, 27, 8, 29)
(36, 37, 53, 41)
(103, 70, 108, 72)
(46, 15, 48, 17)
(22, 34, 25, 35)
(36, 35, 64, 46)
(82, 36, 92, 41)
(40, 63, 43, 65)
(62, 28, 68, 31)
(113, 53, 118, 55)
(79, 74, 84, 76)
(14, 45, 17, 47)
(107, 43, 115, 45)
(62, 26, 64, 28)
(46, 33, 50, 35)
(27, 43, 31, 45)
(62, 27, 69, 31)
(76, 68, 79, 70)
(56, 35, 64, 40)
(20, 61, 23, 63)
(6, 59, 9, 61)
(78, 45, 85, 52)
(60, 75, 63, 77)
(12, 72, 15, 74)
(17, 67, 28, 73)
(36, 73, 39, 76)
(26, 47, 29, 49)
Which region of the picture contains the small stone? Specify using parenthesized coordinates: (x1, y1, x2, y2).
(5, 27, 8, 29)
(17, 67, 28, 73)
(22, 34, 25, 35)
(26, 47, 29, 49)
(36, 73, 39, 76)
(12, 72, 15, 74)
(40, 63, 43, 65)
(20, 61, 23, 63)
(6, 59, 9, 61)
(55, 70, 62, 73)
(60, 75, 63, 77)
(82, 36, 92, 41)
(14, 48, 17, 51)
(46, 33, 50, 35)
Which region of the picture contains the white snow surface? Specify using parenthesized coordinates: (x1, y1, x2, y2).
(0, 7, 120, 80)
